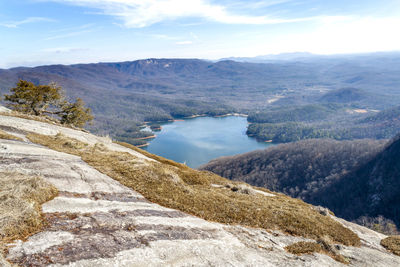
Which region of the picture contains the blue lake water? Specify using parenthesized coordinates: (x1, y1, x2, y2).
(143, 116, 274, 168)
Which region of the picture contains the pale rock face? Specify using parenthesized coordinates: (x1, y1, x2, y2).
(0, 106, 11, 113)
(0, 115, 399, 266)
(0, 114, 152, 161)
(9, 232, 75, 256)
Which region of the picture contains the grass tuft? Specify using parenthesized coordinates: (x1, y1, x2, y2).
(285, 241, 349, 264)
(27, 133, 361, 247)
(0, 172, 58, 243)
(0, 172, 58, 265)
(0, 130, 23, 141)
(381, 236, 400, 256)
(285, 241, 323, 255)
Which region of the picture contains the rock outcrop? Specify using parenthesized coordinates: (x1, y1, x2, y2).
(0, 113, 399, 266)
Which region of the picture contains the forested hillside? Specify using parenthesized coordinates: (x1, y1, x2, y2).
(319, 88, 368, 103)
(247, 104, 343, 124)
(200, 139, 386, 200)
(314, 134, 400, 227)
(200, 137, 400, 233)
(247, 104, 400, 143)
(1, 53, 400, 144)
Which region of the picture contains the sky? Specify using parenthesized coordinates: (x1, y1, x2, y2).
(1, 0, 400, 68)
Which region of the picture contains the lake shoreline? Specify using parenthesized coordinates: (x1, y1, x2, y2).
(142, 113, 248, 127)
(138, 113, 250, 146)
(141, 116, 275, 168)
(133, 135, 157, 140)
(136, 143, 149, 148)
(184, 113, 248, 119)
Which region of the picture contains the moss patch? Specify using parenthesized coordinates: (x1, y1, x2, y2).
(27, 133, 360, 247)
(381, 236, 400, 256)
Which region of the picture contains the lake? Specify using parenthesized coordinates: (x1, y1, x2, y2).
(143, 116, 274, 168)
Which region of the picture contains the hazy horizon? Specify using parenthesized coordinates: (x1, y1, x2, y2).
(3, 50, 400, 69)
(1, 0, 400, 68)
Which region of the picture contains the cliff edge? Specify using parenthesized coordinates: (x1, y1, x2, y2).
(0, 111, 399, 266)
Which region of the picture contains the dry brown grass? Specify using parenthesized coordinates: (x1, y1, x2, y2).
(0, 130, 23, 141)
(285, 241, 349, 264)
(0, 172, 58, 243)
(0, 172, 58, 266)
(27, 133, 360, 247)
(286, 241, 323, 255)
(116, 141, 192, 169)
(381, 236, 400, 256)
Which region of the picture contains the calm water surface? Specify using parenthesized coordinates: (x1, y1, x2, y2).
(143, 116, 274, 168)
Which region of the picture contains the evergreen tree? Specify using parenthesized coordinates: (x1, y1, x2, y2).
(4, 80, 93, 127)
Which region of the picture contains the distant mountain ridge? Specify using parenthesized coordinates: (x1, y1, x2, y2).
(1, 54, 400, 142)
(221, 52, 318, 62)
(222, 51, 400, 63)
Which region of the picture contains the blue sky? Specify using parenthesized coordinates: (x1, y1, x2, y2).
(1, 0, 400, 68)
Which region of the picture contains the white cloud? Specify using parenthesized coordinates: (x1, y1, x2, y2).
(291, 16, 400, 54)
(48, 0, 311, 27)
(228, 0, 294, 10)
(149, 33, 179, 40)
(0, 17, 55, 28)
(176, 41, 193, 45)
(49, 23, 95, 33)
(190, 32, 199, 40)
(45, 29, 94, 40)
(41, 47, 89, 53)
(232, 15, 400, 56)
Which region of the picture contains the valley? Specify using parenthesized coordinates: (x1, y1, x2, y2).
(2, 52, 400, 147)
(3, 0, 400, 265)
(1, 53, 400, 251)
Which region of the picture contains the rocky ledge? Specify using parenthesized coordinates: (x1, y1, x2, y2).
(0, 113, 399, 266)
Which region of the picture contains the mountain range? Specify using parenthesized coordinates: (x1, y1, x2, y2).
(1, 53, 400, 143)
(1, 53, 400, 265)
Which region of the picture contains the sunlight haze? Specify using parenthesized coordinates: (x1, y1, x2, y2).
(1, 0, 399, 68)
